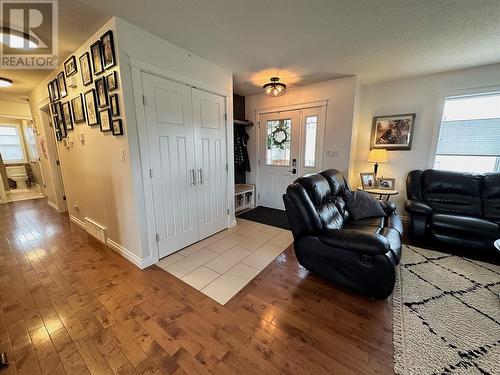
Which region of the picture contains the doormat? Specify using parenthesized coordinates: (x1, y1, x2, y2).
(236, 206, 290, 230)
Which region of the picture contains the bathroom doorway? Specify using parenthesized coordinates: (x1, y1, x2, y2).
(37, 104, 67, 212)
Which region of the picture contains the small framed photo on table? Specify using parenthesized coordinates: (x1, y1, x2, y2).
(377, 177, 395, 190)
(360, 172, 376, 190)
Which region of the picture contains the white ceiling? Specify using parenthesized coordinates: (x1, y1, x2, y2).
(1, 0, 499, 100)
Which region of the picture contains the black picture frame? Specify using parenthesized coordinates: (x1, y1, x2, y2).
(52, 79, 60, 100)
(84, 89, 99, 126)
(110, 93, 120, 116)
(112, 119, 123, 136)
(60, 120, 67, 138)
(55, 130, 62, 141)
(71, 94, 86, 124)
(95, 77, 108, 108)
(64, 55, 77, 77)
(106, 71, 118, 91)
(99, 108, 112, 132)
(79, 52, 93, 86)
(101, 30, 116, 70)
(47, 82, 54, 102)
(55, 101, 63, 127)
(90, 40, 104, 75)
(62, 101, 73, 131)
(57, 72, 67, 98)
(371, 113, 416, 151)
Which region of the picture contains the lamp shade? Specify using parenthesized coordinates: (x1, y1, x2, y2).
(368, 149, 388, 163)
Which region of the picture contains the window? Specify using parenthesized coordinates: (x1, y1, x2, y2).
(0, 125, 26, 163)
(266, 119, 291, 166)
(24, 125, 38, 161)
(304, 115, 317, 167)
(434, 92, 500, 173)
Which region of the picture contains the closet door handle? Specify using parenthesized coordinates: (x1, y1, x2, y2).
(198, 169, 203, 185)
(190, 169, 196, 185)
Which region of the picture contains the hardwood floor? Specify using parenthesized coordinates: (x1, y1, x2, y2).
(0, 198, 394, 374)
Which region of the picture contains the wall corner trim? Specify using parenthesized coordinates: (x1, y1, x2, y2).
(106, 238, 154, 269)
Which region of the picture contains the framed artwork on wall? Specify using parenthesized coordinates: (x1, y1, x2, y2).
(106, 71, 118, 91)
(79, 52, 93, 86)
(101, 30, 116, 69)
(90, 40, 104, 75)
(112, 119, 123, 135)
(99, 108, 112, 132)
(47, 82, 54, 102)
(110, 93, 119, 116)
(360, 172, 376, 190)
(55, 101, 63, 127)
(64, 55, 77, 77)
(71, 94, 86, 124)
(52, 79, 60, 100)
(55, 130, 62, 141)
(95, 77, 108, 108)
(62, 101, 73, 131)
(57, 72, 67, 98)
(371, 113, 416, 150)
(84, 89, 99, 126)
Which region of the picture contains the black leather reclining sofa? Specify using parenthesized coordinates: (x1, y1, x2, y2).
(405, 169, 500, 261)
(283, 169, 403, 299)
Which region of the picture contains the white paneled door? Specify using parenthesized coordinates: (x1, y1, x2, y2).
(259, 110, 300, 210)
(142, 73, 228, 258)
(192, 88, 228, 238)
(258, 107, 325, 210)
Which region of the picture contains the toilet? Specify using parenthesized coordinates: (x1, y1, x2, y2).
(6, 165, 29, 190)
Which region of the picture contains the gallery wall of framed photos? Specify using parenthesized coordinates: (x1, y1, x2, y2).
(47, 29, 124, 140)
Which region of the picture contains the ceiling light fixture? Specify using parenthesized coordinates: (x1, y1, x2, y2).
(0, 77, 13, 87)
(0, 27, 38, 49)
(263, 77, 286, 97)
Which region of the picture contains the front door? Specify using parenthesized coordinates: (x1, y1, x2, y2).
(258, 107, 325, 210)
(258, 110, 300, 209)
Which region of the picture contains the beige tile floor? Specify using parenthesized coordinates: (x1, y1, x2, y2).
(4, 187, 45, 203)
(156, 218, 294, 304)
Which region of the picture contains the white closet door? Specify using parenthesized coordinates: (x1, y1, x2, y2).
(192, 88, 228, 239)
(142, 73, 199, 258)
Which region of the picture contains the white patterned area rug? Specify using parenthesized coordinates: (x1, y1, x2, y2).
(393, 245, 500, 375)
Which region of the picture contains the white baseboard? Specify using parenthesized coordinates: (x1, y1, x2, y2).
(69, 215, 86, 230)
(47, 200, 59, 211)
(106, 238, 154, 269)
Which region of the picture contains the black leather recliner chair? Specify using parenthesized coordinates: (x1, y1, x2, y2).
(405, 169, 500, 260)
(283, 169, 403, 299)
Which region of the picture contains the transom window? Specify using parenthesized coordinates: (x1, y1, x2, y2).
(433, 92, 500, 173)
(0, 125, 26, 163)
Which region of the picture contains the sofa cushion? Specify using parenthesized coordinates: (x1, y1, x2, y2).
(431, 214, 499, 240)
(422, 170, 482, 217)
(482, 173, 500, 220)
(345, 191, 386, 220)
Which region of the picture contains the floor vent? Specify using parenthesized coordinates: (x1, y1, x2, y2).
(84, 217, 107, 243)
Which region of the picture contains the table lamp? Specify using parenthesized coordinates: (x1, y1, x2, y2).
(368, 149, 387, 178)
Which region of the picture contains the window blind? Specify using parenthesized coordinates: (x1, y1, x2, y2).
(436, 118, 500, 156)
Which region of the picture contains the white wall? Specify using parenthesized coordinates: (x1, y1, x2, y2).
(0, 100, 31, 119)
(245, 76, 358, 187)
(351, 63, 500, 216)
(29, 18, 145, 265)
(113, 18, 234, 265)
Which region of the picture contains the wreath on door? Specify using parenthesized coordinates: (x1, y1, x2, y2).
(268, 124, 289, 150)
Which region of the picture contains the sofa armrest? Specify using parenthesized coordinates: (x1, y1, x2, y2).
(319, 229, 390, 255)
(404, 200, 432, 216)
(378, 200, 396, 214)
